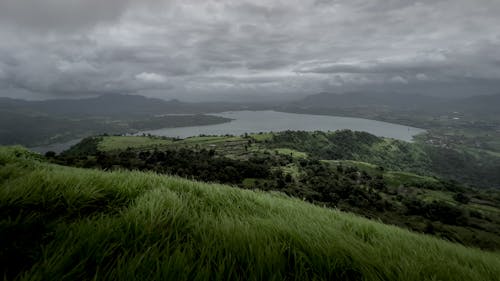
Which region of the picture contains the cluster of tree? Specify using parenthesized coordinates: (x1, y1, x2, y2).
(285, 160, 390, 212)
(404, 199, 469, 226)
(424, 146, 500, 188)
(55, 147, 275, 185)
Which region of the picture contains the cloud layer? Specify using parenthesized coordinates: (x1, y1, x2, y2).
(0, 0, 499, 101)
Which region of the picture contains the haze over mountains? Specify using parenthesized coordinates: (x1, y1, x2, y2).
(0, 94, 258, 146)
(289, 92, 500, 115)
(3, 91, 500, 117)
(292, 92, 445, 110)
(0, 94, 257, 118)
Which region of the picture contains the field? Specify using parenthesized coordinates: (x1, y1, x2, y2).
(98, 136, 174, 151)
(1, 146, 500, 280)
(80, 134, 307, 161)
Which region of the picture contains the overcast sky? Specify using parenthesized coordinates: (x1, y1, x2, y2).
(0, 0, 499, 101)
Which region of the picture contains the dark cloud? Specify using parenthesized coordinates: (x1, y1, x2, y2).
(0, 0, 499, 101)
(0, 0, 133, 32)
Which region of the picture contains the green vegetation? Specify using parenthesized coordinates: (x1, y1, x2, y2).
(267, 130, 500, 188)
(98, 136, 173, 152)
(272, 148, 308, 158)
(322, 160, 380, 173)
(384, 171, 439, 188)
(249, 132, 274, 141)
(54, 132, 500, 251)
(281, 93, 500, 189)
(2, 146, 500, 280)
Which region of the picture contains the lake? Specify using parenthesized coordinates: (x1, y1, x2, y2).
(140, 110, 425, 141)
(30, 111, 425, 153)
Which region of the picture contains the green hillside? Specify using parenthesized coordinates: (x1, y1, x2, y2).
(63, 130, 500, 188)
(1, 146, 500, 280)
(56, 133, 500, 250)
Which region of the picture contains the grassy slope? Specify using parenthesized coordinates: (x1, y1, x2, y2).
(2, 147, 500, 281)
(62, 135, 500, 250)
(64, 135, 500, 248)
(98, 136, 173, 152)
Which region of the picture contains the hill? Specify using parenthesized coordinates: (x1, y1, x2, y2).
(54, 132, 500, 251)
(0, 94, 245, 147)
(1, 146, 500, 280)
(0, 94, 173, 117)
(279, 93, 500, 174)
(62, 131, 500, 188)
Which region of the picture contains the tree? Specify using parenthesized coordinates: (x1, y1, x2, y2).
(44, 151, 56, 158)
(453, 193, 470, 204)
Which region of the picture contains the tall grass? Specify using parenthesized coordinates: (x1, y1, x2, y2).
(1, 146, 500, 281)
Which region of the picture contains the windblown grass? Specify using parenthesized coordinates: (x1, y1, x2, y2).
(1, 146, 499, 281)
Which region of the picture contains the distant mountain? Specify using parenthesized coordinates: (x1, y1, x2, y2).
(0, 94, 259, 146)
(290, 92, 447, 110)
(288, 92, 500, 115)
(444, 94, 500, 115)
(0, 94, 172, 117)
(0, 94, 259, 118)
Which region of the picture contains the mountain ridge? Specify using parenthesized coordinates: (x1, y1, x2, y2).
(288, 92, 500, 115)
(0, 94, 261, 117)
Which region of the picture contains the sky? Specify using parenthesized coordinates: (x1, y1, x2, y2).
(0, 0, 499, 102)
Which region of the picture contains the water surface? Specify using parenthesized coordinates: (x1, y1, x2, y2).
(140, 110, 425, 142)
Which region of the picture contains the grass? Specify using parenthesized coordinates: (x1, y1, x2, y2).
(468, 203, 500, 216)
(461, 146, 500, 158)
(281, 164, 302, 180)
(250, 133, 274, 141)
(272, 148, 308, 158)
(180, 136, 235, 143)
(384, 171, 439, 188)
(419, 190, 456, 204)
(98, 136, 173, 151)
(316, 162, 440, 192)
(323, 160, 381, 173)
(97, 135, 246, 154)
(1, 146, 500, 280)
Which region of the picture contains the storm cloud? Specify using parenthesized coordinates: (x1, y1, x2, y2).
(0, 0, 499, 101)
